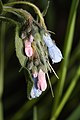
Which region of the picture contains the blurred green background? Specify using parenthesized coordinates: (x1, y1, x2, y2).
(0, 0, 80, 120)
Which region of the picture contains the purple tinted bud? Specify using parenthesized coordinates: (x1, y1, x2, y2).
(30, 86, 42, 98)
(30, 77, 42, 98)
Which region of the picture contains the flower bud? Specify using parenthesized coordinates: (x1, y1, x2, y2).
(34, 59, 40, 66)
(21, 31, 26, 39)
(24, 40, 33, 57)
(37, 69, 47, 91)
(43, 33, 63, 63)
(30, 77, 42, 98)
(29, 34, 34, 43)
(25, 47, 33, 57)
(24, 40, 31, 48)
(27, 61, 33, 70)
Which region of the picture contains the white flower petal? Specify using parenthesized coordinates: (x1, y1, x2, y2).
(43, 33, 63, 63)
(30, 86, 42, 98)
(48, 44, 63, 63)
(30, 77, 42, 98)
(43, 34, 53, 48)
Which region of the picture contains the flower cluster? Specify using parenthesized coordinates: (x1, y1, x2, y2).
(21, 22, 62, 99)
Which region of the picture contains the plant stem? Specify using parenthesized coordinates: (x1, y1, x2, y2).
(0, 22, 5, 99)
(4, 1, 46, 29)
(0, 101, 3, 120)
(51, 0, 79, 114)
(50, 67, 80, 120)
(0, 22, 6, 120)
(0, 16, 18, 25)
(33, 106, 38, 120)
(66, 104, 80, 120)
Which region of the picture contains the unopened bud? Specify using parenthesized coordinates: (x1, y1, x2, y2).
(21, 31, 26, 39)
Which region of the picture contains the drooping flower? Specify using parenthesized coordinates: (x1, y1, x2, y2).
(30, 77, 42, 98)
(43, 33, 63, 63)
(24, 40, 33, 57)
(18, 13, 63, 100)
(37, 69, 47, 91)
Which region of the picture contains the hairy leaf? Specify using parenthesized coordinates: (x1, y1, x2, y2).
(15, 25, 27, 67)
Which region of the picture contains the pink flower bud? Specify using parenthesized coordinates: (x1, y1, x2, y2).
(25, 47, 33, 57)
(37, 69, 47, 91)
(24, 40, 33, 57)
(24, 40, 31, 48)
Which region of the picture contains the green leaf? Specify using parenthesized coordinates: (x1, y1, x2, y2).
(0, 16, 18, 25)
(0, 1, 3, 14)
(51, 0, 79, 115)
(0, 22, 6, 120)
(4, 1, 47, 29)
(66, 105, 80, 120)
(15, 25, 27, 67)
(50, 67, 80, 120)
(24, 68, 33, 100)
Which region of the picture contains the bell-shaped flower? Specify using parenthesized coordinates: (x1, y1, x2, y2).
(37, 69, 47, 91)
(30, 77, 42, 98)
(24, 40, 33, 57)
(43, 33, 63, 63)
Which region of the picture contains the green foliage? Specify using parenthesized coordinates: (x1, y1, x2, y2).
(66, 105, 80, 120)
(0, 1, 3, 14)
(15, 25, 27, 67)
(51, 0, 79, 116)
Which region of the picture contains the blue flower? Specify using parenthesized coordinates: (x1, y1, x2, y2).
(43, 33, 63, 64)
(30, 77, 42, 98)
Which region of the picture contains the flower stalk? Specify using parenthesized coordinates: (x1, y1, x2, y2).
(4, 1, 47, 29)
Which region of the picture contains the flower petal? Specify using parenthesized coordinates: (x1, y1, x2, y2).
(43, 33, 53, 48)
(30, 77, 42, 98)
(43, 33, 63, 63)
(37, 69, 47, 91)
(24, 40, 31, 48)
(48, 45, 63, 63)
(30, 86, 42, 98)
(25, 47, 33, 57)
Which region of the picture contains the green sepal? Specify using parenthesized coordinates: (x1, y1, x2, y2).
(24, 68, 34, 100)
(34, 31, 48, 73)
(15, 25, 27, 67)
